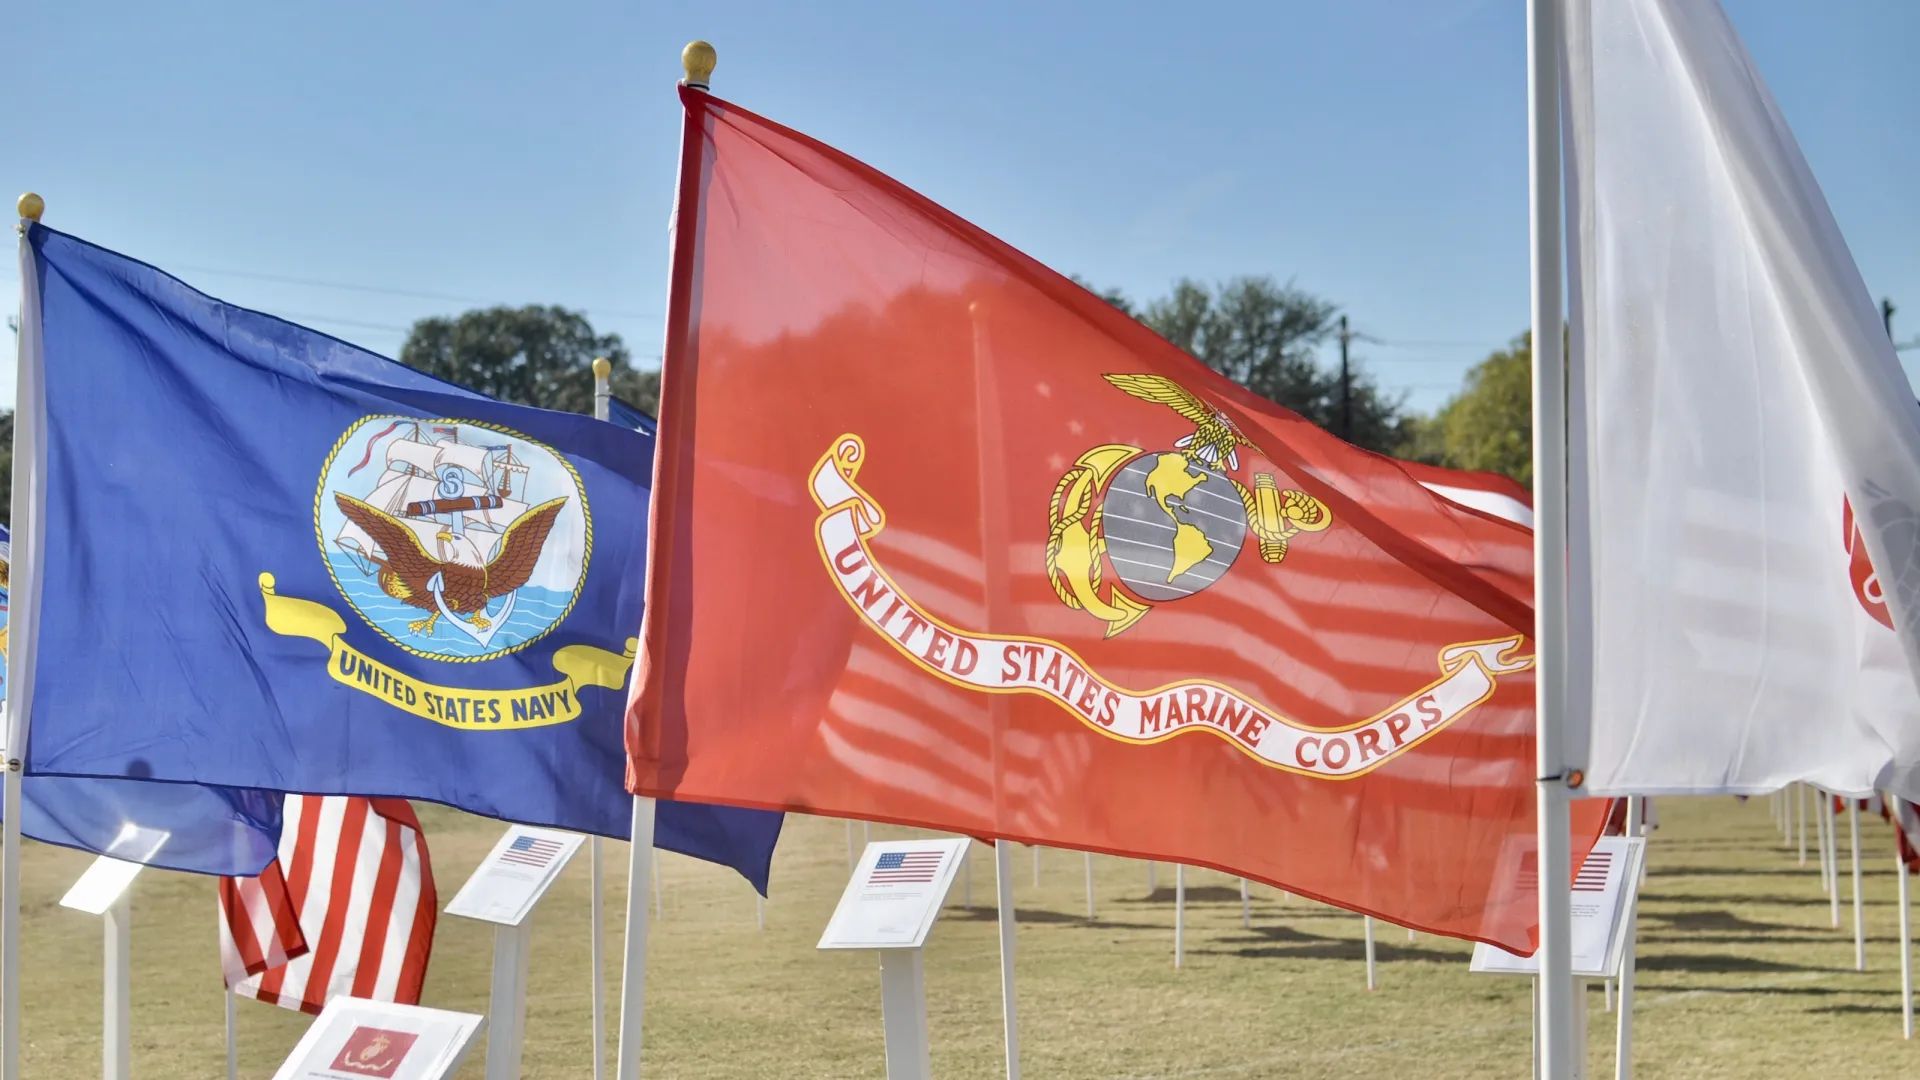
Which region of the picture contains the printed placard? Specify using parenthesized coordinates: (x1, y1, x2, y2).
(271, 997, 482, 1080)
(1470, 837, 1646, 978)
(58, 824, 170, 915)
(443, 825, 584, 927)
(818, 836, 971, 951)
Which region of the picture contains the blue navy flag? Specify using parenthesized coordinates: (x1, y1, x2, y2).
(605, 395, 657, 439)
(19, 226, 781, 892)
(0, 527, 283, 876)
(589, 393, 782, 887)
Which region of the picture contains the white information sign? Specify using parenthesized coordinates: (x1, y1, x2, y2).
(443, 826, 584, 927)
(818, 837, 971, 951)
(271, 997, 484, 1080)
(58, 823, 169, 915)
(1470, 837, 1645, 978)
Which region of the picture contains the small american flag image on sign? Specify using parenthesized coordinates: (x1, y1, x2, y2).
(500, 834, 565, 870)
(1573, 849, 1614, 893)
(868, 850, 944, 885)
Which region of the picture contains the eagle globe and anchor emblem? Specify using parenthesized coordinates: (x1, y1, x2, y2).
(1046, 375, 1332, 635)
(809, 371, 1534, 779)
(257, 414, 632, 732)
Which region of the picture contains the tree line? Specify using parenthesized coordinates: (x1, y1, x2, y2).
(0, 281, 1533, 526)
(392, 277, 1533, 482)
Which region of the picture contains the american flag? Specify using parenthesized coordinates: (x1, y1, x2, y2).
(217, 796, 436, 1016)
(500, 833, 565, 869)
(1515, 851, 1539, 894)
(1574, 849, 1614, 893)
(1883, 797, 1920, 873)
(869, 850, 944, 885)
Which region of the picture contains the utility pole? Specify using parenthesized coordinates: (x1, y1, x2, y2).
(1338, 315, 1352, 442)
(1888, 298, 1920, 354)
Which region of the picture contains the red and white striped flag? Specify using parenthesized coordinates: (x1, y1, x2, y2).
(1882, 797, 1920, 874)
(217, 795, 437, 1015)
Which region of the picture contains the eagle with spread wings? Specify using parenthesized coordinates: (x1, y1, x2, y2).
(334, 492, 567, 637)
(1102, 374, 1252, 471)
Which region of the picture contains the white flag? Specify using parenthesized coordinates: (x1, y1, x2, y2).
(1566, 0, 1920, 798)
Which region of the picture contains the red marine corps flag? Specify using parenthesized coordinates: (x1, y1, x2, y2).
(629, 86, 1601, 950)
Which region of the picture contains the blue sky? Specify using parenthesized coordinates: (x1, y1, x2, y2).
(4, 1, 1915, 415)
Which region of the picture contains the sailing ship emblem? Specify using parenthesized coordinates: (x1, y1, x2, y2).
(316, 416, 592, 661)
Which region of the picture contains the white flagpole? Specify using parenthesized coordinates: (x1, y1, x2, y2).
(224, 992, 237, 1080)
(963, 845, 972, 909)
(1798, 783, 1808, 866)
(6, 192, 49, 1080)
(590, 822, 606, 1080)
(994, 839, 1020, 1080)
(1084, 853, 1095, 921)
(1901, 845, 1914, 1040)
(1829, 795, 1842, 927)
(1615, 795, 1641, 1080)
(1892, 792, 1913, 1041)
(1526, 0, 1576, 1074)
(590, 356, 612, 1080)
(1851, 801, 1866, 972)
(1174, 865, 1186, 969)
(1363, 916, 1377, 990)
(617, 36, 718, 1075)
(1819, 789, 1835, 896)
(614, 795, 657, 1080)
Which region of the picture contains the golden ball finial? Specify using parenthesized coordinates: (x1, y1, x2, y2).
(682, 40, 716, 87)
(17, 193, 44, 223)
(592, 356, 612, 379)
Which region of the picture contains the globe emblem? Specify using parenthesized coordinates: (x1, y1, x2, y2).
(1099, 452, 1247, 603)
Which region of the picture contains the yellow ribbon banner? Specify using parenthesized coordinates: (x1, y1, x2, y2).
(258, 573, 634, 730)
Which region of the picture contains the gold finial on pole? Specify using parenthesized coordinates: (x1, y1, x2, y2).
(682, 40, 716, 89)
(592, 357, 613, 422)
(16, 193, 44, 223)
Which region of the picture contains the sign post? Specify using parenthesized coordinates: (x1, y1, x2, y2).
(444, 825, 586, 1080)
(58, 827, 167, 1080)
(818, 837, 971, 1080)
(270, 997, 484, 1080)
(1472, 837, 1647, 1080)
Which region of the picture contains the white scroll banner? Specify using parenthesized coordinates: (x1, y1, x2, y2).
(809, 435, 1533, 780)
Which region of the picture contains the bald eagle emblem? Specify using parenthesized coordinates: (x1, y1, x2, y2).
(318, 416, 591, 661)
(1102, 374, 1254, 471)
(1044, 375, 1331, 637)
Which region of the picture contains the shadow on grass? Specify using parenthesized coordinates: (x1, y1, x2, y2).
(1652, 865, 1885, 880)
(1640, 934, 1908, 947)
(1117, 886, 1247, 905)
(1634, 983, 1874, 997)
(1808, 1003, 1906, 1015)
(1643, 892, 1892, 909)
(1643, 908, 1804, 935)
(1631, 952, 1831, 975)
(1196, 940, 1463, 963)
(943, 906, 1164, 931)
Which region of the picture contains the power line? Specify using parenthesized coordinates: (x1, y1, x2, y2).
(165, 263, 663, 325)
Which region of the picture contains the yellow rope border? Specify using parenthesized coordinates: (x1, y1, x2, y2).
(311, 414, 594, 663)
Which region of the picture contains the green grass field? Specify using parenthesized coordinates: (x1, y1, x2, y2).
(9, 794, 1918, 1077)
